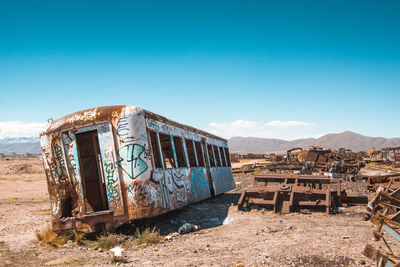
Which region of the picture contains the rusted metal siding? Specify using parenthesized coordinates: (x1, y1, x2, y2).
(40, 105, 234, 233)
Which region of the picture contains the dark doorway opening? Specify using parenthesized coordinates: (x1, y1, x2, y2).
(76, 130, 109, 213)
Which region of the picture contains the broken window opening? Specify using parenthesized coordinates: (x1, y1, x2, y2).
(224, 147, 231, 167)
(149, 130, 162, 169)
(159, 133, 175, 169)
(61, 197, 73, 218)
(214, 145, 222, 167)
(219, 146, 227, 167)
(185, 139, 197, 167)
(207, 144, 216, 167)
(173, 136, 187, 168)
(195, 141, 205, 167)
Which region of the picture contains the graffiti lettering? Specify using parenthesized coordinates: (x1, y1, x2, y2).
(117, 144, 148, 180)
(116, 116, 129, 136)
(50, 143, 67, 181)
(105, 162, 120, 209)
(147, 119, 159, 131)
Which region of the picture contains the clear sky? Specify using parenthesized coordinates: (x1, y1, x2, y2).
(0, 1, 399, 140)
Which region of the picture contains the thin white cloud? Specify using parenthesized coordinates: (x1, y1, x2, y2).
(265, 120, 315, 127)
(206, 119, 318, 140)
(0, 121, 46, 139)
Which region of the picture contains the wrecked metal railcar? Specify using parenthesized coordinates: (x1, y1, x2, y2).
(40, 105, 234, 233)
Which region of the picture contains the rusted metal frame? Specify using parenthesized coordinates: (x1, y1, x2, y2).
(192, 140, 199, 167)
(155, 132, 165, 170)
(326, 183, 331, 214)
(289, 177, 298, 210)
(364, 244, 396, 267)
(248, 185, 328, 195)
(181, 136, 190, 168)
(170, 135, 179, 169)
(216, 146, 223, 167)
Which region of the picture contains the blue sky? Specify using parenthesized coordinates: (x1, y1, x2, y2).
(0, 1, 399, 140)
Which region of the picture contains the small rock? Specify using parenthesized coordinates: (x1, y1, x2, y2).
(342, 235, 351, 239)
(193, 250, 198, 253)
(16, 202, 20, 206)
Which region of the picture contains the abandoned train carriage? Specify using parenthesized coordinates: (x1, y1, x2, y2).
(40, 105, 234, 233)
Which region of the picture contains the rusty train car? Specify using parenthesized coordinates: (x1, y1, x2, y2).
(40, 105, 234, 233)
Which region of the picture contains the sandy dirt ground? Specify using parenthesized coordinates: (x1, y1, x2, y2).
(231, 159, 270, 169)
(0, 157, 396, 266)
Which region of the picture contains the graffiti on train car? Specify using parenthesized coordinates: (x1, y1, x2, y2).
(116, 116, 129, 137)
(127, 182, 159, 208)
(50, 143, 67, 181)
(104, 162, 121, 209)
(150, 168, 190, 211)
(191, 168, 211, 202)
(117, 144, 148, 180)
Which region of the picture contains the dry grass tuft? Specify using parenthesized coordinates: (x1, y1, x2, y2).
(134, 227, 163, 246)
(35, 226, 85, 247)
(96, 233, 126, 250)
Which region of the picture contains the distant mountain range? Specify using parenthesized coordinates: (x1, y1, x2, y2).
(1, 131, 400, 155)
(228, 131, 400, 154)
(0, 137, 40, 154)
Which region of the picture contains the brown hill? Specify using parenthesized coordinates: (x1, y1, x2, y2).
(228, 131, 400, 154)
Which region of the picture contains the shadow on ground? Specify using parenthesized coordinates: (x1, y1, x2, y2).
(117, 193, 241, 235)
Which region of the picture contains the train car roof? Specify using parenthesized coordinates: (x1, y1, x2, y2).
(41, 105, 228, 142)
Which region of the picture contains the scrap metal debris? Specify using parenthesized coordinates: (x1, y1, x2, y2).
(232, 146, 366, 179)
(364, 180, 400, 266)
(238, 174, 367, 214)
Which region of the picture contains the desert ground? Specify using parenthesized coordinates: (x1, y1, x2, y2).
(0, 157, 396, 266)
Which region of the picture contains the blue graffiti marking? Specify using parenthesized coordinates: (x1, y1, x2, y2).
(105, 162, 120, 210)
(116, 116, 129, 136)
(118, 144, 148, 179)
(191, 168, 210, 202)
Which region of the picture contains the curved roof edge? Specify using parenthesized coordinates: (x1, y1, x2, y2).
(40, 105, 227, 142)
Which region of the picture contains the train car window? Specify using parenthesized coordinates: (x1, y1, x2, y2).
(213, 145, 221, 167)
(185, 139, 197, 167)
(173, 136, 187, 168)
(207, 144, 216, 167)
(219, 146, 227, 167)
(149, 130, 162, 169)
(195, 141, 204, 167)
(159, 133, 175, 168)
(224, 147, 231, 167)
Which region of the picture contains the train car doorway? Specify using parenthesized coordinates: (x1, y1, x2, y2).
(76, 130, 109, 213)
